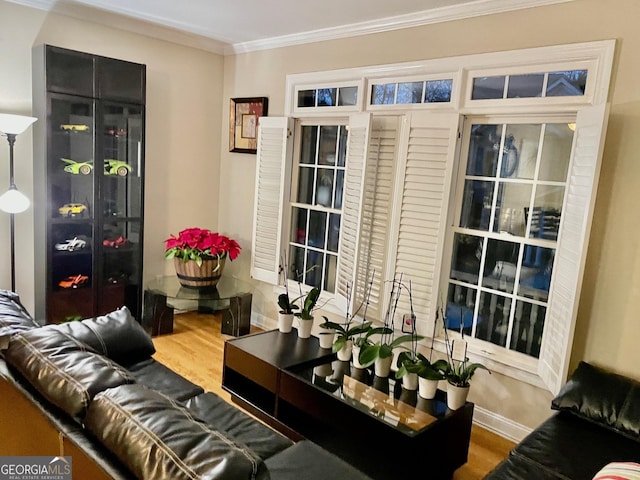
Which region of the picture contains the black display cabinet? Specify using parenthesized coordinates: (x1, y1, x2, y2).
(32, 45, 146, 324)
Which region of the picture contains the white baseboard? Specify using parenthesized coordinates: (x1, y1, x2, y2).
(251, 311, 276, 331)
(473, 406, 531, 443)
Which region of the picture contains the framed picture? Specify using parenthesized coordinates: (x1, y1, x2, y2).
(229, 97, 268, 154)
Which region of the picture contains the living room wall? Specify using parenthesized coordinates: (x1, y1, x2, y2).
(219, 0, 640, 434)
(0, 0, 224, 311)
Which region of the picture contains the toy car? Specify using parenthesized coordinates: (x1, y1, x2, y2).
(60, 158, 93, 175)
(60, 124, 90, 132)
(104, 159, 132, 176)
(58, 274, 89, 288)
(106, 128, 127, 137)
(58, 203, 88, 217)
(103, 236, 128, 248)
(54, 237, 87, 252)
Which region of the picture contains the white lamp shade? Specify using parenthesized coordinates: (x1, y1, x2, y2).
(0, 113, 37, 135)
(0, 187, 30, 213)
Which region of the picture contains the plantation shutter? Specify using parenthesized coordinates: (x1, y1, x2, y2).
(538, 104, 609, 394)
(388, 112, 460, 336)
(335, 113, 372, 312)
(354, 116, 400, 323)
(251, 117, 293, 284)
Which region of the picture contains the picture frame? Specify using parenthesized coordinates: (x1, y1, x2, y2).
(229, 97, 268, 154)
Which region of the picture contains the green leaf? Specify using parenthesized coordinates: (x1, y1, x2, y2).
(395, 364, 408, 379)
(332, 337, 346, 354)
(165, 250, 176, 259)
(358, 344, 380, 367)
(389, 334, 421, 349)
(379, 344, 393, 359)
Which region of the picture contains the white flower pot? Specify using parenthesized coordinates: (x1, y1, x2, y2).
(374, 356, 393, 377)
(336, 340, 353, 361)
(446, 383, 470, 410)
(418, 378, 439, 400)
(318, 332, 334, 349)
(352, 345, 366, 369)
(297, 318, 313, 339)
(278, 312, 294, 333)
(402, 372, 418, 391)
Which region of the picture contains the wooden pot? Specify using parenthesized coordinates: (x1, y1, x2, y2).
(174, 256, 226, 289)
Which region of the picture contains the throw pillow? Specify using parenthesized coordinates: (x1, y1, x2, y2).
(593, 462, 640, 480)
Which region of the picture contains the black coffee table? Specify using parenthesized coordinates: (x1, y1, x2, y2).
(222, 329, 473, 479)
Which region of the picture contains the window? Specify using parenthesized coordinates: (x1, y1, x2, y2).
(446, 119, 574, 361)
(470, 69, 588, 100)
(288, 122, 348, 292)
(370, 78, 453, 105)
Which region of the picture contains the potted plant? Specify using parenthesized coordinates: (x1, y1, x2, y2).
(392, 326, 425, 390)
(416, 355, 448, 399)
(444, 357, 490, 410)
(164, 227, 240, 289)
(320, 318, 373, 361)
(294, 286, 320, 338)
(276, 253, 299, 333)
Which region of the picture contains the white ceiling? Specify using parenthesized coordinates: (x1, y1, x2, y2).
(9, 0, 572, 54)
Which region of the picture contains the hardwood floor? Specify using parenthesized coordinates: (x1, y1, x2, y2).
(152, 311, 514, 480)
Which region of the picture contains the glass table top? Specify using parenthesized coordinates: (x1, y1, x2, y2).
(287, 358, 450, 437)
(145, 275, 252, 301)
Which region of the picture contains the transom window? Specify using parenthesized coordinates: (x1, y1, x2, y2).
(446, 118, 574, 359)
(370, 79, 453, 105)
(288, 122, 348, 292)
(471, 69, 587, 100)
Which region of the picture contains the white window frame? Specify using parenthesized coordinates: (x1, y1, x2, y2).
(254, 40, 615, 392)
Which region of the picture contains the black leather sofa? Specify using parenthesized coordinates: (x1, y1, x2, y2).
(0, 290, 370, 480)
(485, 361, 640, 480)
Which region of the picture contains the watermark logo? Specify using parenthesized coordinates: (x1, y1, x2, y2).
(0, 456, 72, 480)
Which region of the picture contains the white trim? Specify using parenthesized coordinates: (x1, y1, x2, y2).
(251, 311, 275, 331)
(227, 0, 575, 55)
(473, 405, 532, 443)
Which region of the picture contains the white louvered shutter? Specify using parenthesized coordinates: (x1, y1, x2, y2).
(388, 112, 460, 336)
(538, 104, 609, 394)
(335, 113, 372, 312)
(251, 117, 293, 284)
(354, 116, 400, 322)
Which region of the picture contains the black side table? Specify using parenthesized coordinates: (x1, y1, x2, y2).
(143, 275, 252, 336)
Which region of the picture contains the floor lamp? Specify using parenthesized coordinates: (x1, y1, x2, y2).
(0, 113, 37, 292)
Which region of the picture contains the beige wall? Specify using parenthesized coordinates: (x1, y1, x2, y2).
(220, 0, 640, 431)
(0, 1, 224, 311)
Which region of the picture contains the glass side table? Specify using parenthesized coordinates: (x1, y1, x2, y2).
(142, 275, 252, 337)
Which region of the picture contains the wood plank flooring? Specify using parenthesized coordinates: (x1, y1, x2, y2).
(152, 311, 514, 480)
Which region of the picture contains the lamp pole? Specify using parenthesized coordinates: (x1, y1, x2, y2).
(7, 133, 17, 292)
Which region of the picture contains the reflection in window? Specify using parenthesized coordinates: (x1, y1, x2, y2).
(546, 70, 587, 96)
(317, 88, 336, 107)
(507, 73, 544, 98)
(371, 84, 396, 105)
(397, 82, 424, 104)
(472, 76, 505, 100)
(338, 86, 358, 106)
(426, 79, 453, 103)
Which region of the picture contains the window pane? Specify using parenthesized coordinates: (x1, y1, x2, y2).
(371, 84, 396, 105)
(290, 207, 307, 244)
(296, 166, 314, 204)
(472, 76, 505, 100)
(397, 82, 424, 104)
(539, 123, 573, 182)
(338, 87, 358, 106)
(318, 126, 338, 165)
(483, 239, 520, 294)
(425, 79, 452, 103)
(460, 180, 494, 231)
(289, 245, 305, 283)
(324, 254, 337, 292)
(446, 283, 476, 336)
(328, 213, 340, 252)
(510, 301, 546, 358)
(494, 183, 531, 236)
(315, 169, 334, 207)
(317, 88, 336, 107)
(546, 70, 587, 97)
(501, 124, 541, 180)
(298, 90, 316, 107)
(305, 250, 323, 288)
(529, 186, 563, 240)
(337, 126, 347, 167)
(466, 124, 502, 177)
(476, 291, 510, 347)
(507, 73, 544, 98)
(450, 233, 483, 284)
(300, 126, 317, 164)
(334, 170, 344, 209)
(308, 210, 327, 248)
(520, 246, 554, 302)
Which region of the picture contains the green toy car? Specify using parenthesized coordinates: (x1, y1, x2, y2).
(104, 159, 132, 176)
(61, 158, 93, 175)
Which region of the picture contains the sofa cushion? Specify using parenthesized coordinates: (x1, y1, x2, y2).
(85, 384, 268, 480)
(512, 412, 640, 480)
(127, 358, 204, 402)
(52, 306, 155, 365)
(4, 328, 135, 419)
(185, 392, 293, 460)
(0, 290, 39, 345)
(552, 361, 640, 441)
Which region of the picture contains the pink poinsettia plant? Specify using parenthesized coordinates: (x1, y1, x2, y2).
(164, 227, 241, 267)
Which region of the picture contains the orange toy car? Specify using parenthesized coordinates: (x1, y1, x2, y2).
(58, 274, 89, 289)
